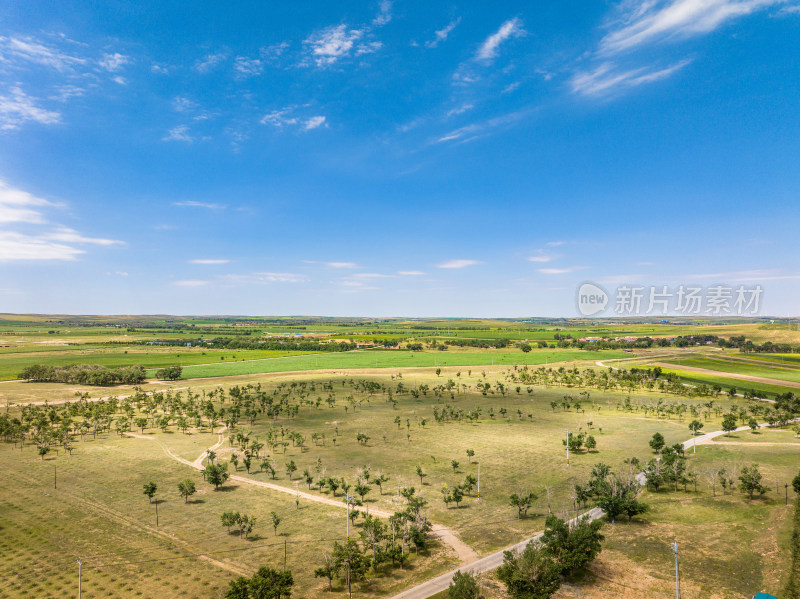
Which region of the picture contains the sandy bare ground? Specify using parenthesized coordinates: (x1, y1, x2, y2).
(649, 361, 800, 389)
(124, 430, 479, 565)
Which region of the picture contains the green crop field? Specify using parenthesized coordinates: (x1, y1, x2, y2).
(170, 349, 629, 380)
(655, 355, 800, 384)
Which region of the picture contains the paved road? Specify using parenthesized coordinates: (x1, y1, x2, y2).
(389, 418, 798, 599)
(390, 508, 604, 599)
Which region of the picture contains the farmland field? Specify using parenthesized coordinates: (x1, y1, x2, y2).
(2, 317, 800, 599)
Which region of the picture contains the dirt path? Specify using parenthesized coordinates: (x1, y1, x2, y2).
(649, 362, 800, 389)
(8, 384, 188, 407)
(124, 431, 478, 565)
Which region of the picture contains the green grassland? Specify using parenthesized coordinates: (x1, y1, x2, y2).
(0, 425, 454, 599)
(171, 349, 629, 380)
(1, 364, 798, 599)
(0, 348, 317, 381)
(655, 355, 800, 384)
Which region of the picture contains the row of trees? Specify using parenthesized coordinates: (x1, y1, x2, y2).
(19, 363, 146, 386)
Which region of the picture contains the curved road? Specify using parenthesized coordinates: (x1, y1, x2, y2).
(388, 418, 797, 599)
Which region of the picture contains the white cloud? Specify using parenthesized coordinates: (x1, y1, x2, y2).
(0, 181, 124, 261)
(325, 261, 359, 269)
(445, 104, 474, 118)
(50, 85, 85, 102)
(397, 270, 425, 275)
(601, 0, 783, 54)
(426, 18, 461, 48)
(42, 226, 123, 246)
(527, 251, 558, 263)
(189, 258, 230, 265)
(261, 108, 327, 131)
(0, 180, 54, 224)
(476, 17, 525, 61)
(174, 279, 209, 287)
(98, 52, 130, 72)
(0, 231, 85, 261)
(356, 41, 383, 55)
(436, 259, 481, 269)
(234, 56, 263, 78)
(151, 63, 169, 74)
(537, 266, 588, 274)
(546, 240, 566, 247)
(221, 272, 307, 284)
(1, 36, 86, 71)
(571, 59, 691, 96)
(194, 52, 227, 73)
(173, 97, 196, 112)
(304, 115, 327, 130)
(112, 76, 127, 85)
(162, 125, 194, 142)
(0, 86, 60, 130)
(173, 200, 226, 209)
(305, 24, 364, 66)
(373, 1, 393, 26)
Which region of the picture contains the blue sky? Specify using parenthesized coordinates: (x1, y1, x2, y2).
(1, 0, 800, 317)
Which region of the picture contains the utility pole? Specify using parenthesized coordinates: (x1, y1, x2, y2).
(673, 541, 680, 599)
(77, 557, 82, 599)
(477, 457, 481, 499)
(565, 429, 570, 466)
(346, 494, 352, 539)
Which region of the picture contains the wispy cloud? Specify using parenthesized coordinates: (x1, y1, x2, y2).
(546, 240, 566, 247)
(189, 258, 230, 265)
(0, 181, 124, 261)
(162, 125, 194, 142)
(0, 86, 60, 130)
(571, 59, 691, 96)
(325, 261, 359, 269)
(435, 108, 533, 144)
(304, 24, 364, 67)
(261, 107, 327, 131)
(173, 200, 225, 209)
(194, 52, 227, 73)
(373, 0, 393, 26)
(397, 270, 425, 275)
(426, 17, 461, 48)
(233, 56, 263, 78)
(527, 250, 558, 263)
(0, 36, 86, 71)
(537, 266, 588, 274)
(98, 52, 130, 72)
(685, 268, 800, 281)
(304, 115, 327, 130)
(42, 226, 123, 246)
(436, 259, 481, 269)
(0, 180, 55, 224)
(601, 0, 784, 54)
(174, 279, 209, 287)
(476, 17, 525, 61)
(221, 272, 307, 284)
(445, 104, 474, 118)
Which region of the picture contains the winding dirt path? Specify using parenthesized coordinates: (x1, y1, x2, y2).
(124, 430, 478, 565)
